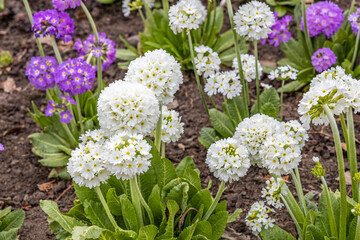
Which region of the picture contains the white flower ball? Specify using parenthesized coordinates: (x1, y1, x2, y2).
(246, 201, 275, 235)
(125, 49, 183, 105)
(97, 81, 160, 136)
(233, 54, 263, 82)
(204, 71, 242, 99)
(234, 0, 275, 40)
(156, 106, 184, 143)
(168, 0, 207, 34)
(268, 65, 298, 81)
(206, 138, 250, 183)
(194, 45, 221, 78)
(104, 133, 152, 180)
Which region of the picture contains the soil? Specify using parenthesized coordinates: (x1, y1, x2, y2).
(0, 0, 357, 240)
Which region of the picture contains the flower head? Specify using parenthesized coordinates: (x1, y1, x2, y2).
(348, 9, 360, 36)
(206, 138, 250, 183)
(233, 54, 263, 82)
(125, 49, 183, 105)
(0, 143, 4, 151)
(234, 1, 275, 40)
(44, 95, 76, 118)
(311, 48, 337, 72)
(268, 65, 298, 81)
(25, 56, 58, 90)
(205, 71, 242, 99)
(52, 0, 86, 11)
(32, 9, 75, 43)
(261, 13, 292, 47)
(122, 0, 131, 17)
(261, 83, 273, 89)
(155, 107, 184, 143)
(74, 33, 116, 71)
(311, 156, 326, 178)
(168, 0, 207, 34)
(351, 204, 360, 216)
(97, 81, 160, 137)
(301, 1, 344, 38)
(104, 133, 152, 180)
(55, 57, 95, 95)
(261, 177, 288, 209)
(60, 110, 73, 124)
(194, 45, 221, 78)
(67, 129, 110, 188)
(246, 201, 275, 235)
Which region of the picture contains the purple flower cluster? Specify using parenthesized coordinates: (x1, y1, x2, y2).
(25, 56, 58, 90)
(32, 9, 75, 43)
(301, 1, 344, 39)
(348, 9, 360, 36)
(55, 58, 95, 95)
(52, 0, 86, 12)
(74, 33, 116, 71)
(311, 48, 337, 72)
(261, 13, 292, 47)
(45, 94, 76, 124)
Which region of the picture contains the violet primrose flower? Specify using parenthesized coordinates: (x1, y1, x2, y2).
(348, 9, 360, 36)
(25, 56, 58, 90)
(0, 143, 4, 151)
(44, 96, 76, 120)
(300, 1, 344, 39)
(32, 9, 75, 43)
(74, 33, 116, 71)
(261, 13, 292, 47)
(55, 57, 95, 95)
(52, 0, 86, 12)
(45, 101, 56, 117)
(311, 48, 337, 72)
(60, 110, 73, 124)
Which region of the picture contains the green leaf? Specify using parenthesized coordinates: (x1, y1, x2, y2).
(29, 132, 64, 154)
(148, 185, 166, 227)
(154, 158, 177, 190)
(83, 200, 114, 231)
(74, 183, 111, 203)
(207, 211, 228, 240)
(251, 88, 280, 118)
(0, 229, 18, 240)
(278, 80, 307, 93)
(0, 209, 24, 232)
(48, 218, 71, 240)
(72, 226, 107, 240)
(274, 5, 287, 17)
(38, 154, 69, 167)
(0, 207, 11, 219)
(40, 200, 85, 233)
(106, 188, 122, 216)
(119, 194, 139, 232)
(184, 169, 201, 191)
(194, 221, 212, 239)
(227, 208, 242, 223)
(116, 49, 139, 61)
(226, 97, 246, 125)
(213, 30, 234, 53)
(209, 109, 235, 138)
(67, 204, 89, 223)
(176, 156, 195, 177)
(189, 190, 212, 214)
(260, 225, 296, 240)
(137, 225, 158, 240)
(347, 216, 358, 240)
(198, 127, 218, 149)
(158, 200, 179, 239)
(178, 221, 198, 240)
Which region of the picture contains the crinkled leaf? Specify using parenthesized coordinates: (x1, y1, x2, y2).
(209, 109, 235, 138)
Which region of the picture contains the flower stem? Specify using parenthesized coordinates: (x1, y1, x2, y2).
(291, 169, 307, 216)
(301, 0, 313, 57)
(141, 0, 156, 26)
(155, 105, 163, 153)
(203, 181, 226, 221)
(254, 40, 260, 113)
(351, 29, 360, 71)
(94, 186, 121, 230)
(188, 31, 210, 117)
(132, 177, 154, 225)
(280, 194, 303, 236)
(323, 104, 347, 240)
(355, 216, 360, 240)
(80, 1, 99, 42)
(225, 0, 248, 116)
(161, 142, 165, 158)
(162, 0, 169, 15)
(350, 0, 356, 14)
(22, 0, 45, 57)
(50, 36, 63, 64)
(347, 108, 358, 202)
(61, 121, 78, 146)
(280, 80, 285, 121)
(321, 176, 338, 238)
(75, 95, 84, 134)
(97, 57, 104, 92)
(129, 177, 144, 227)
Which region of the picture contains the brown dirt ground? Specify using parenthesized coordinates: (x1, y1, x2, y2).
(0, 0, 357, 239)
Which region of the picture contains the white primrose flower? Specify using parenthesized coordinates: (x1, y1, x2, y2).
(125, 49, 183, 105)
(246, 201, 275, 235)
(234, 0, 275, 40)
(97, 81, 160, 137)
(232, 54, 263, 82)
(168, 0, 207, 34)
(284, 120, 309, 148)
(67, 130, 111, 188)
(268, 65, 298, 81)
(260, 83, 272, 89)
(154, 106, 184, 143)
(204, 71, 242, 99)
(206, 138, 250, 183)
(122, 0, 155, 17)
(261, 177, 288, 209)
(104, 133, 152, 180)
(194, 45, 221, 78)
(122, 0, 131, 17)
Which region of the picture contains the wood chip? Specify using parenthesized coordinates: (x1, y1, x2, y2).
(0, 77, 21, 93)
(38, 180, 56, 192)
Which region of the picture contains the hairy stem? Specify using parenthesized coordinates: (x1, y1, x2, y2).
(155, 105, 163, 153)
(347, 108, 358, 202)
(203, 181, 226, 221)
(254, 40, 260, 113)
(94, 186, 121, 230)
(321, 176, 338, 238)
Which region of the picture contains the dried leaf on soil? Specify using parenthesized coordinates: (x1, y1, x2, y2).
(0, 77, 21, 93)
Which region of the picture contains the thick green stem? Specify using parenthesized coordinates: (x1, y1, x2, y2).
(351, 30, 360, 71)
(291, 170, 307, 216)
(94, 186, 121, 230)
(81, 1, 99, 42)
(203, 181, 226, 221)
(323, 105, 347, 240)
(75, 95, 84, 134)
(162, 0, 169, 15)
(280, 80, 285, 121)
(281, 194, 303, 236)
(142, 0, 156, 26)
(340, 113, 349, 144)
(188, 32, 210, 116)
(155, 105, 163, 153)
(350, 0, 356, 15)
(321, 176, 338, 238)
(50, 36, 63, 64)
(355, 216, 360, 240)
(210, 97, 217, 109)
(301, 0, 313, 57)
(97, 57, 104, 92)
(130, 177, 144, 227)
(347, 108, 358, 202)
(61, 121, 78, 146)
(225, 0, 248, 116)
(254, 40, 260, 113)
(132, 177, 154, 225)
(161, 142, 165, 158)
(138, 9, 147, 27)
